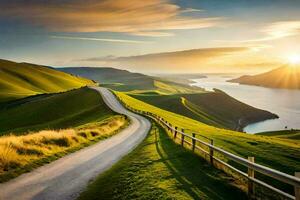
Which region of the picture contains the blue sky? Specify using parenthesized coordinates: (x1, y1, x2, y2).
(1, 0, 300, 73)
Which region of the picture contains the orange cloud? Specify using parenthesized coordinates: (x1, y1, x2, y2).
(79, 47, 263, 73)
(1, 0, 222, 36)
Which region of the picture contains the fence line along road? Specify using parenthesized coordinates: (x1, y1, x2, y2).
(116, 95, 300, 200)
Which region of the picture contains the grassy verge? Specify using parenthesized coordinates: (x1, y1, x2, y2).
(0, 115, 129, 182)
(117, 92, 300, 194)
(79, 122, 246, 200)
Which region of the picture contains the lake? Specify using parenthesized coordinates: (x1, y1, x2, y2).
(190, 75, 300, 134)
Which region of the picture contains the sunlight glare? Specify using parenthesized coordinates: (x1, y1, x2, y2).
(287, 54, 300, 65)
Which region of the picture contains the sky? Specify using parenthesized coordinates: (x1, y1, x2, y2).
(1, 0, 300, 73)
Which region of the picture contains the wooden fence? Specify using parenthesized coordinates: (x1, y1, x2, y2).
(116, 95, 300, 200)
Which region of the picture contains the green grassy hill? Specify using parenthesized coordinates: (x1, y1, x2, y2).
(59, 67, 202, 93)
(0, 59, 94, 103)
(257, 130, 300, 140)
(117, 91, 300, 194)
(0, 87, 115, 135)
(130, 89, 278, 131)
(0, 87, 128, 181)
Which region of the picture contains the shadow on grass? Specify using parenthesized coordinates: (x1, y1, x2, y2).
(79, 122, 247, 200)
(154, 125, 247, 199)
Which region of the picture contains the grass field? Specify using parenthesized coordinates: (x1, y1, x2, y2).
(79, 122, 247, 200)
(130, 89, 277, 130)
(257, 130, 300, 140)
(0, 87, 114, 135)
(0, 59, 94, 103)
(0, 115, 128, 182)
(117, 91, 300, 194)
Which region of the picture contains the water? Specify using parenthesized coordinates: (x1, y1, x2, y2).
(190, 75, 300, 133)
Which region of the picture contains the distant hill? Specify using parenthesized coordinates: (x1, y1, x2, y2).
(229, 66, 300, 89)
(59, 67, 202, 93)
(59, 67, 155, 91)
(0, 59, 94, 103)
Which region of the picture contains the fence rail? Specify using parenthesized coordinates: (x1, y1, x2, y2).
(116, 96, 300, 200)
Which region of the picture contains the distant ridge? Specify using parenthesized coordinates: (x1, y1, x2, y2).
(59, 67, 201, 93)
(229, 66, 300, 89)
(59, 67, 153, 90)
(0, 59, 94, 102)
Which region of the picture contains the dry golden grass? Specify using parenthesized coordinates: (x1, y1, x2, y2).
(0, 116, 127, 175)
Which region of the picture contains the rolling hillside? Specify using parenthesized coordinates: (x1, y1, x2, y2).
(0, 86, 129, 182)
(59, 67, 155, 91)
(229, 66, 300, 89)
(130, 89, 278, 131)
(59, 67, 202, 93)
(0, 59, 94, 103)
(117, 91, 300, 194)
(0, 87, 115, 135)
(60, 67, 278, 131)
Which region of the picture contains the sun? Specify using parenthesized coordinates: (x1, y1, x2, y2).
(287, 54, 300, 65)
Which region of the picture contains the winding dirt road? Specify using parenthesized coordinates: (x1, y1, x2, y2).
(0, 87, 151, 200)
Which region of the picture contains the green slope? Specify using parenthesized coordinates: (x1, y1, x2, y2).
(0, 87, 115, 135)
(0, 59, 94, 103)
(117, 92, 300, 194)
(257, 130, 300, 140)
(79, 123, 246, 200)
(130, 89, 278, 131)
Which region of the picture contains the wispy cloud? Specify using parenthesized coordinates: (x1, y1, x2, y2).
(0, 0, 224, 36)
(259, 21, 300, 41)
(129, 32, 174, 37)
(216, 21, 300, 44)
(50, 36, 152, 44)
(181, 8, 203, 13)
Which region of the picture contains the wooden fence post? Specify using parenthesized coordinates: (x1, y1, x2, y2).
(168, 123, 171, 132)
(209, 139, 214, 165)
(181, 129, 185, 146)
(192, 133, 196, 152)
(248, 157, 255, 199)
(295, 172, 300, 200)
(174, 127, 177, 139)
